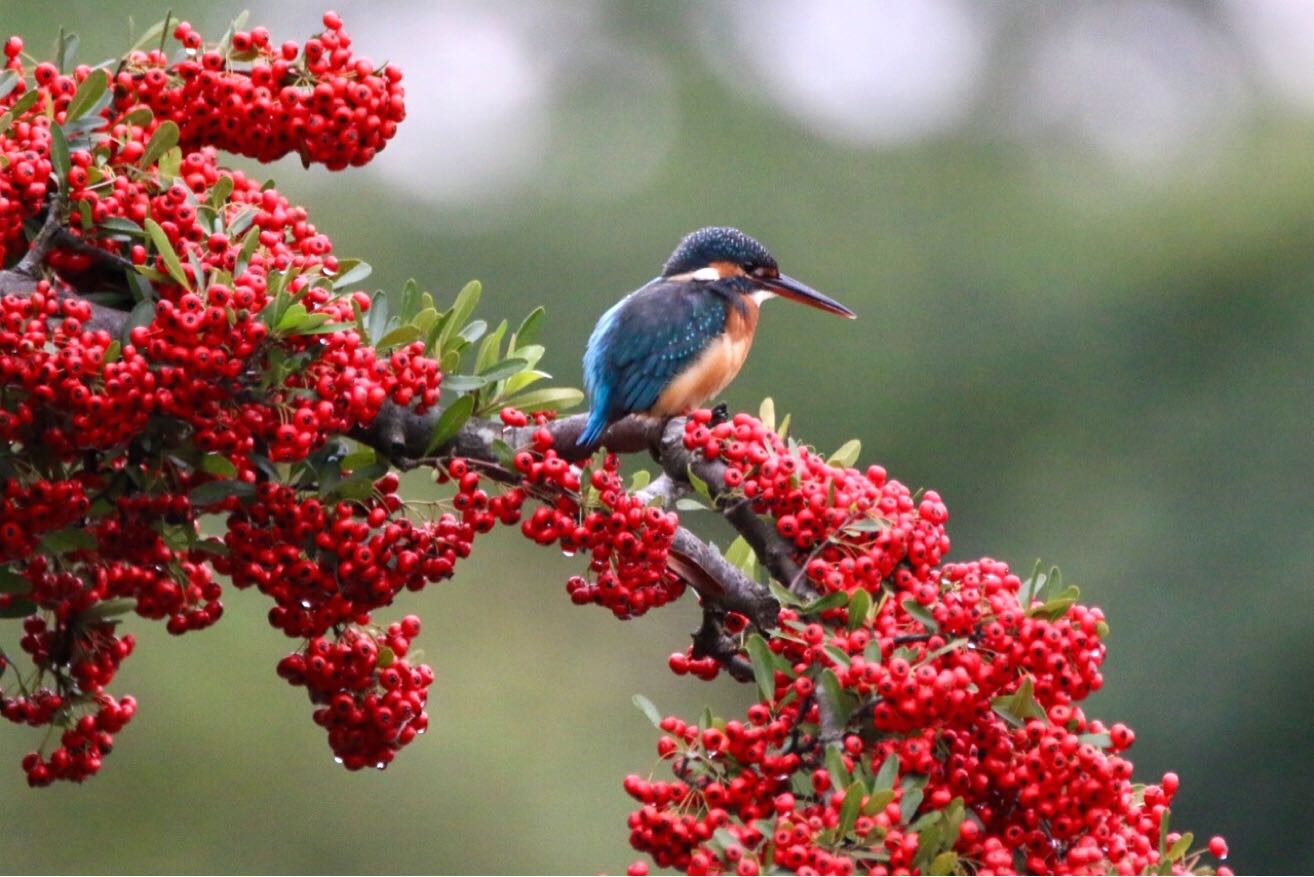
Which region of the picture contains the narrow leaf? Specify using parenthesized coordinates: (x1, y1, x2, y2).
(847, 587, 872, 632)
(139, 120, 180, 169)
(513, 306, 545, 349)
(65, 68, 109, 122)
(0, 91, 42, 137)
(331, 259, 373, 290)
(144, 218, 190, 290)
(632, 693, 663, 728)
(49, 124, 71, 180)
(828, 438, 862, 469)
(425, 394, 475, 456)
(745, 633, 776, 702)
(0, 568, 30, 595)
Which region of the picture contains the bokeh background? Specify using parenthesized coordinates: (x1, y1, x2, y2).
(2, 0, 1312, 873)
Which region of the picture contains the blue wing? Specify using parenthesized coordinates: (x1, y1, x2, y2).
(580, 279, 728, 445)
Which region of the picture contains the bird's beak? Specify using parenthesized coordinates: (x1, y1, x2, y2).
(760, 274, 856, 319)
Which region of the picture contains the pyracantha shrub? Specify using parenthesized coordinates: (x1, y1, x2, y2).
(0, 11, 1230, 876)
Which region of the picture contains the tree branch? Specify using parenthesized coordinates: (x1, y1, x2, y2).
(12, 225, 829, 658)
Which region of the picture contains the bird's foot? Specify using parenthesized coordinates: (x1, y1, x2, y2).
(710, 401, 730, 426)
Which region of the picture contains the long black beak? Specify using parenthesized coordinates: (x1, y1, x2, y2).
(760, 273, 856, 319)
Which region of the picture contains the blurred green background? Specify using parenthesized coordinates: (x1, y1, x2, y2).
(2, 1, 1312, 873)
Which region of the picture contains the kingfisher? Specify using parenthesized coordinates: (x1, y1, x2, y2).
(579, 227, 855, 447)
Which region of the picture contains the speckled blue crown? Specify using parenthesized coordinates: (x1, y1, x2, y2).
(662, 227, 776, 276)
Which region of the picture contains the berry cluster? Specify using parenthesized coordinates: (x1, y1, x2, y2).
(277, 616, 431, 770)
(17, 695, 136, 787)
(220, 476, 475, 639)
(685, 410, 949, 598)
(144, 15, 405, 169)
(0, 12, 441, 784)
(625, 412, 1229, 875)
(518, 445, 684, 618)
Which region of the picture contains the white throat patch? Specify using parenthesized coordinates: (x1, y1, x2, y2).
(749, 289, 776, 304)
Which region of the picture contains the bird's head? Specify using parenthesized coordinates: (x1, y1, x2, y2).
(661, 226, 856, 319)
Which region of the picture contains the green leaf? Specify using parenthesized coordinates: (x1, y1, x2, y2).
(119, 106, 154, 129)
(474, 319, 507, 375)
(724, 535, 755, 575)
(513, 306, 545, 349)
(499, 387, 583, 414)
(207, 174, 234, 211)
(745, 633, 776, 702)
(847, 587, 872, 632)
(49, 124, 71, 181)
(375, 324, 421, 351)
(128, 15, 171, 54)
(1166, 831, 1193, 862)
(412, 306, 439, 338)
(158, 145, 182, 180)
(0, 598, 37, 619)
(0, 567, 30, 595)
(440, 374, 491, 394)
(928, 851, 958, 875)
(767, 579, 805, 608)
(1078, 731, 1112, 748)
(822, 644, 851, 667)
(144, 218, 190, 290)
(1027, 583, 1081, 621)
(803, 590, 848, 615)
(674, 498, 706, 512)
(124, 299, 156, 336)
(758, 396, 776, 432)
(874, 754, 899, 791)
(632, 693, 662, 728)
(687, 468, 714, 503)
(99, 217, 144, 238)
(901, 595, 939, 632)
(862, 787, 895, 816)
(838, 779, 865, 837)
(65, 68, 109, 122)
(512, 343, 545, 369)
(41, 528, 97, 554)
(899, 775, 926, 824)
(0, 91, 42, 138)
(628, 469, 652, 493)
(436, 280, 482, 355)
(425, 393, 475, 456)
(140, 120, 180, 170)
(200, 454, 238, 478)
(56, 29, 80, 74)
(457, 319, 488, 345)
(274, 302, 310, 333)
(477, 356, 528, 383)
(188, 479, 256, 506)
(0, 71, 18, 101)
(817, 667, 855, 728)
(331, 259, 373, 290)
(991, 676, 1046, 728)
(828, 438, 862, 469)
(825, 743, 850, 790)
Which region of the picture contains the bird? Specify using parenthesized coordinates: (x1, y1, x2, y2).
(579, 226, 855, 447)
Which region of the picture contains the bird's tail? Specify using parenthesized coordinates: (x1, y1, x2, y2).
(578, 407, 609, 448)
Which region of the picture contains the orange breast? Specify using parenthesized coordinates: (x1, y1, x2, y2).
(649, 299, 758, 416)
